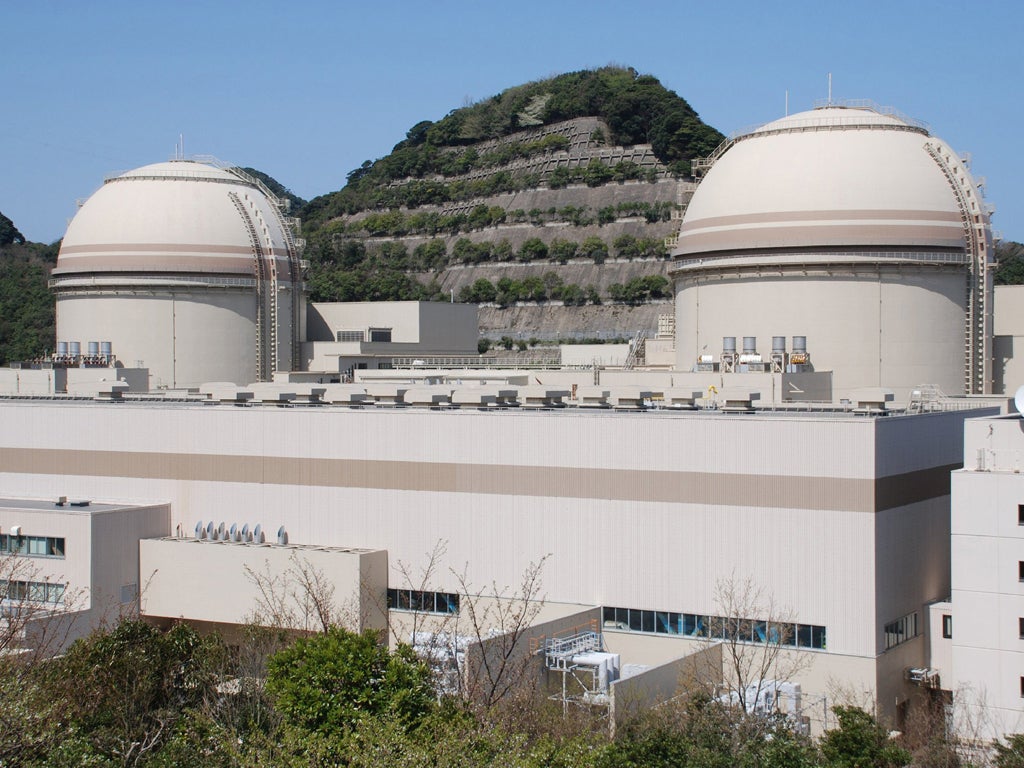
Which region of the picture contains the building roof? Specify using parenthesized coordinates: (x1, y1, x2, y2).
(52, 159, 293, 279)
(675, 105, 968, 257)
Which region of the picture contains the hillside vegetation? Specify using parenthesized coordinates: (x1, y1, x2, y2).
(0, 209, 58, 365)
(298, 67, 723, 331)
(301, 66, 723, 229)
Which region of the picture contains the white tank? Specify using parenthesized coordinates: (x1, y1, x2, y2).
(672, 103, 993, 401)
(51, 159, 305, 389)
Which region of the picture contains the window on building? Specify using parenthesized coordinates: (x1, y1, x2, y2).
(601, 605, 826, 649)
(884, 612, 919, 650)
(0, 534, 65, 558)
(943, 614, 953, 639)
(336, 330, 363, 342)
(1, 579, 65, 604)
(1019, 561, 1024, 582)
(1020, 676, 1024, 698)
(368, 328, 392, 343)
(386, 588, 459, 615)
(1018, 504, 1024, 525)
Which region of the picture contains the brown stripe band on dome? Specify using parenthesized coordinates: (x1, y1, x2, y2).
(676, 223, 965, 255)
(679, 209, 963, 234)
(50, 254, 293, 275)
(59, 243, 291, 256)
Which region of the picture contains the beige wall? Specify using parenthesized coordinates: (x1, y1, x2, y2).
(609, 644, 723, 725)
(0, 368, 65, 394)
(950, 416, 1024, 738)
(560, 344, 630, 367)
(56, 290, 259, 389)
(306, 301, 478, 352)
(0, 499, 168, 649)
(0, 400, 986, 720)
(994, 285, 1024, 395)
(140, 538, 387, 634)
(675, 264, 967, 403)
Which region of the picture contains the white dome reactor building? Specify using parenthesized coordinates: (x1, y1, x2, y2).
(672, 103, 993, 401)
(51, 159, 304, 389)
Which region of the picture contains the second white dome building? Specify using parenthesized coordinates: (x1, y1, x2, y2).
(671, 103, 993, 401)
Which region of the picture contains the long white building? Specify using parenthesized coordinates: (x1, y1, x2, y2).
(0, 393, 993, 728)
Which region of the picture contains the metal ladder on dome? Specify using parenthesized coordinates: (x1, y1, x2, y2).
(923, 142, 990, 395)
(228, 191, 271, 381)
(203, 157, 306, 372)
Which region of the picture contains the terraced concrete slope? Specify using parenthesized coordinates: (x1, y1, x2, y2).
(298, 67, 723, 340)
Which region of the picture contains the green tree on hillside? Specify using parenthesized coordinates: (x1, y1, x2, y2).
(995, 240, 1024, 285)
(0, 211, 25, 246)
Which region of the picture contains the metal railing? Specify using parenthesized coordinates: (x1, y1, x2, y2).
(672, 250, 971, 270)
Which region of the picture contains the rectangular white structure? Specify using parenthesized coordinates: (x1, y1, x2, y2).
(0, 398, 991, 726)
(949, 413, 1024, 738)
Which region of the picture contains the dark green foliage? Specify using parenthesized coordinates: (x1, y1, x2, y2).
(995, 240, 1024, 285)
(819, 706, 911, 768)
(0, 210, 25, 245)
(550, 238, 579, 263)
(0, 241, 58, 364)
(518, 237, 549, 262)
(994, 733, 1024, 767)
(600, 697, 820, 768)
(239, 167, 307, 210)
(607, 275, 670, 305)
(265, 627, 433, 739)
(580, 236, 609, 264)
(338, 201, 669, 240)
(460, 278, 498, 304)
(1, 616, 971, 767)
(473, 273, 602, 307)
(49, 619, 224, 765)
(583, 158, 613, 187)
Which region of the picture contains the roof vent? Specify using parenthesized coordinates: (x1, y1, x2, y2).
(851, 389, 895, 415)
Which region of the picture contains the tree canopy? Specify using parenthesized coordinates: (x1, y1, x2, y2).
(0, 210, 25, 246)
(265, 627, 433, 739)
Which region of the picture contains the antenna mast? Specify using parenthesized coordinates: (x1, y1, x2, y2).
(827, 73, 832, 105)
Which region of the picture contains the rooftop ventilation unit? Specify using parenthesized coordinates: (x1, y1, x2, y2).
(770, 336, 786, 373)
(721, 337, 736, 373)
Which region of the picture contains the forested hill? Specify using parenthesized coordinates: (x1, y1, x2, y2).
(0, 209, 58, 364)
(300, 66, 724, 231)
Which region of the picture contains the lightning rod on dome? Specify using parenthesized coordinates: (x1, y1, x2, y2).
(827, 72, 832, 105)
(785, 89, 789, 116)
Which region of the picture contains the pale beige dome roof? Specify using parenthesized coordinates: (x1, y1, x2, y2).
(675, 106, 967, 256)
(54, 159, 292, 277)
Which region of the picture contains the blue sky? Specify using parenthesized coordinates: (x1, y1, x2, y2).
(2, 0, 1022, 243)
